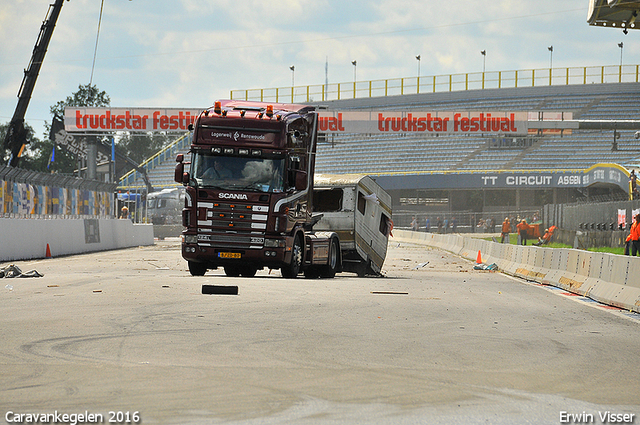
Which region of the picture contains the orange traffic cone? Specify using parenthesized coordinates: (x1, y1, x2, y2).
(45, 243, 52, 258)
(476, 250, 482, 264)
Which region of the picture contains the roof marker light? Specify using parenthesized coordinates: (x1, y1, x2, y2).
(214, 101, 222, 115)
(266, 105, 273, 118)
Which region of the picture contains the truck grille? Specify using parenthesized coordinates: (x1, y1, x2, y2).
(196, 201, 268, 249)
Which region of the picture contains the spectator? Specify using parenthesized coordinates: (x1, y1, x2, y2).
(437, 217, 443, 233)
(425, 216, 431, 233)
(500, 217, 510, 243)
(451, 216, 458, 233)
(410, 216, 418, 232)
(443, 217, 449, 234)
(630, 170, 639, 199)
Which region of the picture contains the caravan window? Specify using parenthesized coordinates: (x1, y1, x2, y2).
(357, 191, 366, 215)
(379, 213, 392, 236)
(313, 189, 343, 212)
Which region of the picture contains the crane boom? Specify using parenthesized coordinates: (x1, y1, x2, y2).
(3, 0, 67, 167)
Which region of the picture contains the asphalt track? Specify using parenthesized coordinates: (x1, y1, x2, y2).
(1, 239, 639, 425)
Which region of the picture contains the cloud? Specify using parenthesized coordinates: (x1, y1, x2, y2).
(0, 0, 634, 141)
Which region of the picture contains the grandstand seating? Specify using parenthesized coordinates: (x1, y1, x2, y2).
(315, 83, 640, 175)
(119, 82, 640, 190)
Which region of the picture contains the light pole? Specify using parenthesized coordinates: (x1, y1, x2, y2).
(352, 60, 357, 98)
(416, 55, 421, 93)
(290, 65, 295, 87)
(618, 42, 624, 67)
(481, 50, 486, 73)
(548, 46, 553, 85)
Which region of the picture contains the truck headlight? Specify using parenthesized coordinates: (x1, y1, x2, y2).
(264, 238, 286, 248)
(185, 235, 198, 244)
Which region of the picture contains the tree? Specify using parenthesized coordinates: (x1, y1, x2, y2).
(116, 132, 171, 165)
(0, 121, 41, 170)
(49, 83, 110, 118)
(42, 84, 111, 174)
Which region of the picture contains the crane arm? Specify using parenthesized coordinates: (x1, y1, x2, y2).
(3, 0, 67, 167)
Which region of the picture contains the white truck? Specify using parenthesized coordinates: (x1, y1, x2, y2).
(147, 187, 185, 239)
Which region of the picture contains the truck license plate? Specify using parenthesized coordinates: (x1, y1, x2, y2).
(218, 252, 241, 259)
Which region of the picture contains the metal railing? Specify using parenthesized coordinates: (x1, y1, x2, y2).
(231, 64, 640, 103)
(1, 165, 117, 219)
(118, 132, 191, 189)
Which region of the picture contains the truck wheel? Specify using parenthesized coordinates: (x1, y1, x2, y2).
(240, 267, 257, 277)
(188, 261, 207, 276)
(320, 238, 339, 278)
(282, 235, 303, 278)
(224, 266, 241, 277)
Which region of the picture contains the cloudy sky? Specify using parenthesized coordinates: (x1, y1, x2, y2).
(0, 0, 635, 140)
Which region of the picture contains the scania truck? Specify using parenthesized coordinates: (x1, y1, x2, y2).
(175, 100, 341, 278)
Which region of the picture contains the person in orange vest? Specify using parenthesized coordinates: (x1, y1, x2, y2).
(516, 219, 530, 245)
(500, 217, 510, 243)
(546, 225, 557, 243)
(630, 214, 640, 256)
(534, 228, 550, 246)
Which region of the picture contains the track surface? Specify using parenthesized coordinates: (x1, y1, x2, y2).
(1, 239, 639, 424)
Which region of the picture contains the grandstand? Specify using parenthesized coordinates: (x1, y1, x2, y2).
(118, 80, 640, 228)
(314, 83, 640, 174)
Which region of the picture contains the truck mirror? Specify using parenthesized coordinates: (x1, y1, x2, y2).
(182, 172, 190, 184)
(174, 162, 184, 183)
(295, 171, 308, 190)
(176, 153, 184, 163)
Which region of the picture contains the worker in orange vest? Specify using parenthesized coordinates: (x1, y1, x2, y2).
(516, 219, 530, 245)
(630, 214, 640, 256)
(500, 217, 510, 243)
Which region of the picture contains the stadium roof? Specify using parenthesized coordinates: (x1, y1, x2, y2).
(588, 0, 640, 31)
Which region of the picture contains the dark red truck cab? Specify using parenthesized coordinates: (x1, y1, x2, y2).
(175, 100, 340, 278)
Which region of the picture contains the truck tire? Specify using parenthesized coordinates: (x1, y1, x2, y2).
(188, 261, 207, 276)
(224, 266, 241, 277)
(320, 237, 339, 278)
(281, 235, 303, 278)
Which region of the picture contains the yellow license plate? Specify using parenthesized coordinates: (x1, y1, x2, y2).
(218, 252, 241, 259)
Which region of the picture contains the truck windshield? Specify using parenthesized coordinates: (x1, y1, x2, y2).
(192, 153, 285, 193)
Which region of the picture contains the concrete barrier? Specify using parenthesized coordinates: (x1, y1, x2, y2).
(0, 218, 154, 262)
(393, 230, 640, 313)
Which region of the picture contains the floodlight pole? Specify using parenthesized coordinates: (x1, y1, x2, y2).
(619, 42, 624, 67)
(416, 55, 421, 93)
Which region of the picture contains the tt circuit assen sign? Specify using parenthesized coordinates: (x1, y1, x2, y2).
(375, 164, 630, 193)
(64, 108, 202, 132)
